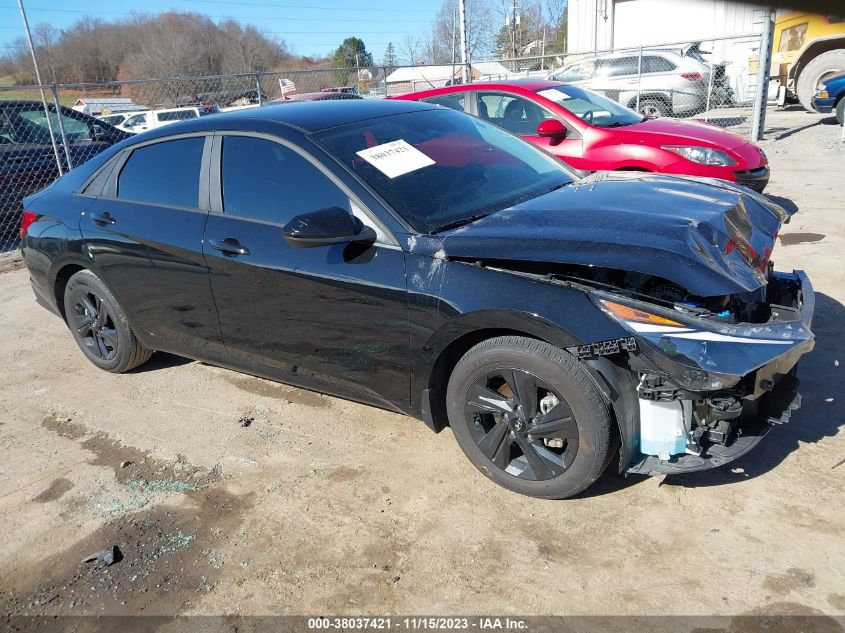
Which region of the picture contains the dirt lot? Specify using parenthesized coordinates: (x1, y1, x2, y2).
(0, 107, 843, 622)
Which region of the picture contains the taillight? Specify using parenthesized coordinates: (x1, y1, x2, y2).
(680, 72, 702, 80)
(19, 210, 37, 240)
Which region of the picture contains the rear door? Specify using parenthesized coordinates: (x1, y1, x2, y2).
(80, 133, 224, 356)
(203, 131, 409, 409)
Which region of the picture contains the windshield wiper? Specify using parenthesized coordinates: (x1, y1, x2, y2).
(431, 213, 492, 233)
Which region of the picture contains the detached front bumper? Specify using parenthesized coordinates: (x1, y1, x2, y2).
(623, 270, 815, 475)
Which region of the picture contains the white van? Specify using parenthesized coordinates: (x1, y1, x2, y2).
(117, 106, 218, 134)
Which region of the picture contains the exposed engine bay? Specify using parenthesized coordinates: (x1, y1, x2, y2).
(454, 258, 804, 326)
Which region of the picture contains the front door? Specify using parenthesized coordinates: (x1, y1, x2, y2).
(203, 133, 409, 409)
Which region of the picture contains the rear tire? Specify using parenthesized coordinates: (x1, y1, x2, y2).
(796, 49, 845, 112)
(63, 270, 153, 373)
(637, 98, 671, 119)
(445, 336, 613, 499)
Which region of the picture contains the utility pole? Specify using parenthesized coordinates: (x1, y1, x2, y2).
(751, 8, 775, 141)
(459, 0, 470, 84)
(451, 7, 457, 83)
(511, 0, 518, 60)
(17, 0, 63, 175)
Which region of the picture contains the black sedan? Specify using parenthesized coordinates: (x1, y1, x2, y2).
(20, 99, 814, 498)
(1, 100, 130, 243)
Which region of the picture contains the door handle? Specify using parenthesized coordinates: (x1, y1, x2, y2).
(90, 212, 116, 226)
(209, 238, 250, 257)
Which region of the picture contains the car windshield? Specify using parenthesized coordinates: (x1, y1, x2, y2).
(536, 85, 644, 128)
(315, 109, 574, 233)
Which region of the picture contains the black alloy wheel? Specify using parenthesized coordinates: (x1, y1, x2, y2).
(63, 270, 153, 373)
(446, 336, 613, 498)
(70, 289, 118, 361)
(464, 368, 578, 481)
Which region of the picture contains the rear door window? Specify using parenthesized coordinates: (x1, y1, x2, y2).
(117, 137, 205, 208)
(601, 57, 639, 77)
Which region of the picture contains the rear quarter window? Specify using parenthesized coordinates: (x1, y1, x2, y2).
(642, 56, 677, 73)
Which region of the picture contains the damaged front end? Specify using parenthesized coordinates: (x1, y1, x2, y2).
(431, 171, 815, 475)
(584, 268, 814, 475)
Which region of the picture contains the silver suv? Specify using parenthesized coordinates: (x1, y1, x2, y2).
(547, 48, 713, 118)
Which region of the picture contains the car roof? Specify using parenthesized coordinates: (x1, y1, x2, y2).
(563, 49, 678, 63)
(419, 79, 569, 93)
(148, 99, 438, 136)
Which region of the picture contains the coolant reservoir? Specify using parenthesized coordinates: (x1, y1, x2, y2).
(638, 399, 692, 460)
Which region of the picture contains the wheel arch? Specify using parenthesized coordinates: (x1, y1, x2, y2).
(417, 311, 635, 471)
(627, 92, 672, 109)
(789, 38, 845, 81)
(53, 263, 87, 322)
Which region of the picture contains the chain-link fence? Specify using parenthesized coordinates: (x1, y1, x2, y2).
(0, 32, 768, 250)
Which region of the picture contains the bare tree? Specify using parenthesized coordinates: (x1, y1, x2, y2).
(2, 11, 293, 86)
(398, 33, 424, 65)
(428, 0, 496, 63)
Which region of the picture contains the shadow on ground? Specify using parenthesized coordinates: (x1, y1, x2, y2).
(127, 352, 193, 373)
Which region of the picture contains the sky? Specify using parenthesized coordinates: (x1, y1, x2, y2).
(0, 0, 447, 61)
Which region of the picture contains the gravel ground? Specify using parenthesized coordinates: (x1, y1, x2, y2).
(0, 107, 843, 623)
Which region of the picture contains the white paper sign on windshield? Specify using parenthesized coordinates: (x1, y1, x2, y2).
(537, 88, 570, 102)
(356, 139, 435, 178)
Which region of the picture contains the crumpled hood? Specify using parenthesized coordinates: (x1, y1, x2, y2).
(425, 171, 791, 297)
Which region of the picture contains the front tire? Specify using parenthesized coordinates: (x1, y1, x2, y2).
(836, 98, 845, 126)
(446, 336, 613, 499)
(63, 270, 153, 373)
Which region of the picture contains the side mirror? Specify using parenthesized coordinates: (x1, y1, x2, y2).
(537, 119, 567, 138)
(282, 206, 363, 248)
(92, 124, 108, 141)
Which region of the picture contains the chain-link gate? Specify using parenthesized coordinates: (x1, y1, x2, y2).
(1, 33, 770, 252)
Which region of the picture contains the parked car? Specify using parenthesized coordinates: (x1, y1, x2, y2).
(20, 100, 813, 499)
(1, 100, 130, 240)
(97, 112, 134, 127)
(267, 92, 363, 104)
(812, 70, 845, 124)
(117, 106, 218, 134)
(546, 47, 713, 118)
(394, 80, 770, 191)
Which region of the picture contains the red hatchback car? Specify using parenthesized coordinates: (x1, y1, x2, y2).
(393, 80, 770, 192)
